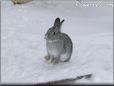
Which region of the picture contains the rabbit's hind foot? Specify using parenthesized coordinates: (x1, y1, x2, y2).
(52, 57, 60, 65)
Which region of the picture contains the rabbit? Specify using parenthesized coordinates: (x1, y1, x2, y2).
(44, 18, 73, 64)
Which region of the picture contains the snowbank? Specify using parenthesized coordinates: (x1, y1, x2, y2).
(1, 0, 113, 84)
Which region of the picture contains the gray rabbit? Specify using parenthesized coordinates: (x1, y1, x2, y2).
(44, 18, 73, 64)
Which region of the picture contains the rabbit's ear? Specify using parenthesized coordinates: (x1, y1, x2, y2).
(58, 19, 64, 29)
(54, 18, 60, 27)
(55, 19, 65, 32)
(60, 19, 65, 25)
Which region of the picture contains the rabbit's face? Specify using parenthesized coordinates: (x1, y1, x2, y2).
(45, 27, 60, 40)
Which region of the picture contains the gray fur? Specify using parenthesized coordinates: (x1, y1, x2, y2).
(45, 18, 73, 64)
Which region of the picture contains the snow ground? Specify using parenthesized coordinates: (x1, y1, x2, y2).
(1, 0, 113, 84)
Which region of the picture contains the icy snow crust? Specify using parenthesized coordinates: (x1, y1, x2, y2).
(1, 0, 113, 84)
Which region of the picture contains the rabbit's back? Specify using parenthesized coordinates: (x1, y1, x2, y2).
(60, 33, 72, 46)
(60, 33, 73, 61)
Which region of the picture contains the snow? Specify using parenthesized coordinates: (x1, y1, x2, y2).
(1, 0, 113, 84)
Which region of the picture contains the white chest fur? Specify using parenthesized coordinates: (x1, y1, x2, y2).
(46, 39, 64, 56)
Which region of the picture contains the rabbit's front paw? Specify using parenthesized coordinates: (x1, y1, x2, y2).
(52, 57, 60, 64)
(44, 55, 50, 61)
(44, 55, 52, 64)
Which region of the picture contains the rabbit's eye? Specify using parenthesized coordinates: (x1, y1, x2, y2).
(52, 31, 55, 35)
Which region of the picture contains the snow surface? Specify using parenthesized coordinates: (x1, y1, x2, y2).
(1, 0, 113, 84)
